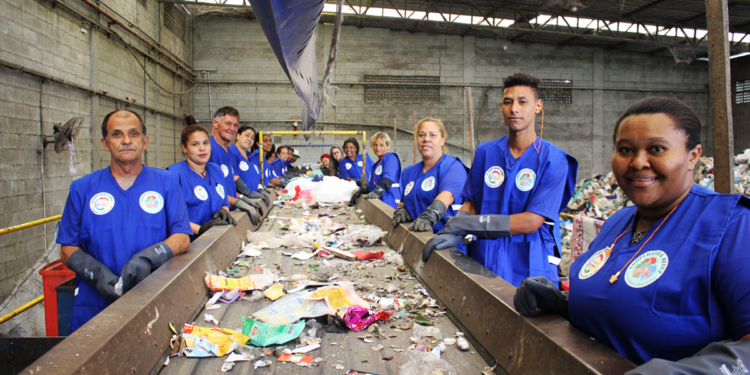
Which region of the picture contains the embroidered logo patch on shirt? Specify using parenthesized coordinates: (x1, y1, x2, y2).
(357, 161, 363, 167)
(421, 176, 436, 192)
(376, 165, 383, 175)
(239, 161, 249, 171)
(579, 248, 610, 280)
(515, 168, 536, 191)
(484, 166, 505, 188)
(216, 184, 225, 199)
(221, 164, 229, 177)
(404, 181, 415, 196)
(625, 250, 669, 288)
(194, 186, 208, 201)
(345, 163, 352, 170)
(139, 191, 164, 214)
(89, 192, 115, 215)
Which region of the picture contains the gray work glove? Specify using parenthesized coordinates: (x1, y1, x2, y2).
(119, 242, 174, 295)
(247, 190, 271, 207)
(392, 205, 413, 228)
(240, 195, 263, 213)
(422, 211, 470, 262)
(67, 250, 122, 303)
(213, 208, 237, 226)
(198, 218, 230, 236)
(514, 276, 569, 319)
(234, 199, 260, 225)
(235, 177, 254, 197)
(626, 340, 750, 375)
(365, 187, 385, 200)
(409, 201, 447, 232)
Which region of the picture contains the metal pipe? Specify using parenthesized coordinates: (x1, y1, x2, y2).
(0, 296, 44, 325)
(80, 0, 196, 77)
(39, 79, 47, 249)
(706, 0, 735, 194)
(0, 215, 62, 236)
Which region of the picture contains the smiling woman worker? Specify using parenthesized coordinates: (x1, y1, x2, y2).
(229, 125, 270, 206)
(339, 138, 373, 185)
(351, 132, 401, 208)
(393, 118, 468, 235)
(167, 124, 235, 240)
(515, 97, 750, 372)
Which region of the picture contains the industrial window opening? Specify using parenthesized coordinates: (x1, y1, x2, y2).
(539, 79, 573, 104)
(736, 80, 750, 105)
(164, 4, 188, 41)
(364, 75, 440, 102)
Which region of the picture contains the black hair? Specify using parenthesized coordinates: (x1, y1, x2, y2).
(213, 106, 240, 120)
(101, 109, 145, 139)
(265, 144, 277, 161)
(343, 138, 360, 155)
(503, 73, 543, 99)
(237, 125, 258, 152)
(614, 97, 701, 150)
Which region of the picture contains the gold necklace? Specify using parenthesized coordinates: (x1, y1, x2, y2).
(607, 204, 680, 284)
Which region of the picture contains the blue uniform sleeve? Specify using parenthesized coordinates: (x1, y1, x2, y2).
(164, 172, 192, 236)
(438, 160, 468, 204)
(525, 155, 570, 221)
(711, 202, 750, 340)
(57, 180, 85, 248)
(381, 154, 400, 184)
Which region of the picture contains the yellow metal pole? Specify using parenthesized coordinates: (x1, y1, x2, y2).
(259, 131, 264, 186)
(0, 215, 62, 236)
(263, 131, 361, 135)
(0, 295, 44, 325)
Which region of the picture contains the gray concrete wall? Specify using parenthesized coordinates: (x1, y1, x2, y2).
(192, 16, 711, 178)
(732, 55, 750, 153)
(0, 0, 192, 301)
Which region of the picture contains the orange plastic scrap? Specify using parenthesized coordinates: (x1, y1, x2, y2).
(204, 273, 255, 292)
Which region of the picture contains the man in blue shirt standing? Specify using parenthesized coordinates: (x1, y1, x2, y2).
(58, 109, 192, 332)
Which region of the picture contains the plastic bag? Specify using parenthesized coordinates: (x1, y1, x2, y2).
(413, 324, 443, 340)
(398, 350, 457, 375)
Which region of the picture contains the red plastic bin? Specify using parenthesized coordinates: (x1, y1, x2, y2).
(39, 260, 75, 336)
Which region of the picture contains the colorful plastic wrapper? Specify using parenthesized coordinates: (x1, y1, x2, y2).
(344, 305, 393, 332)
(205, 273, 255, 292)
(252, 285, 370, 326)
(241, 318, 306, 347)
(181, 324, 250, 357)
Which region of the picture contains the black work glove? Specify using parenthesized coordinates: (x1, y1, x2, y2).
(439, 213, 511, 239)
(514, 276, 569, 319)
(409, 201, 447, 232)
(392, 205, 413, 228)
(198, 218, 229, 236)
(422, 211, 470, 262)
(67, 250, 121, 303)
(349, 186, 369, 206)
(235, 177, 254, 197)
(240, 195, 263, 213)
(119, 242, 174, 295)
(365, 187, 385, 200)
(247, 190, 271, 207)
(234, 199, 260, 225)
(213, 208, 237, 226)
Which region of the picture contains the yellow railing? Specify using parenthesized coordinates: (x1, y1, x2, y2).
(0, 215, 62, 236)
(0, 295, 45, 325)
(259, 131, 367, 187)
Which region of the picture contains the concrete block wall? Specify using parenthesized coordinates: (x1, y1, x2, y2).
(0, 0, 192, 301)
(192, 17, 713, 182)
(732, 55, 750, 153)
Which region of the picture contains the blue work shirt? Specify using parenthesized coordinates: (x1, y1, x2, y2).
(229, 145, 261, 193)
(339, 154, 373, 182)
(367, 153, 402, 209)
(270, 157, 285, 178)
(58, 166, 191, 332)
(208, 135, 238, 200)
(463, 136, 577, 287)
(569, 185, 750, 365)
(166, 161, 229, 241)
(400, 154, 468, 233)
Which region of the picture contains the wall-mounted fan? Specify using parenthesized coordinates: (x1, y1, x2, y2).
(43, 117, 83, 153)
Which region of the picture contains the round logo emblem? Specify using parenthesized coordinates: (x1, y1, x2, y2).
(139, 191, 164, 214)
(484, 166, 505, 188)
(421, 176, 436, 192)
(357, 161, 363, 167)
(515, 168, 536, 191)
(221, 164, 229, 177)
(404, 181, 415, 196)
(216, 184, 225, 199)
(239, 161, 249, 171)
(254, 164, 259, 173)
(578, 248, 610, 280)
(345, 163, 352, 170)
(625, 251, 669, 288)
(89, 193, 115, 215)
(375, 165, 383, 175)
(194, 186, 208, 201)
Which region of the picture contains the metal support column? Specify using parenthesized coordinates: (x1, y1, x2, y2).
(706, 0, 735, 194)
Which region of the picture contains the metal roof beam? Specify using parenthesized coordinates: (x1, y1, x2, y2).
(623, 0, 671, 18)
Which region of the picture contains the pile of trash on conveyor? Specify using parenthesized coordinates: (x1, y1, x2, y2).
(164, 175, 477, 375)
